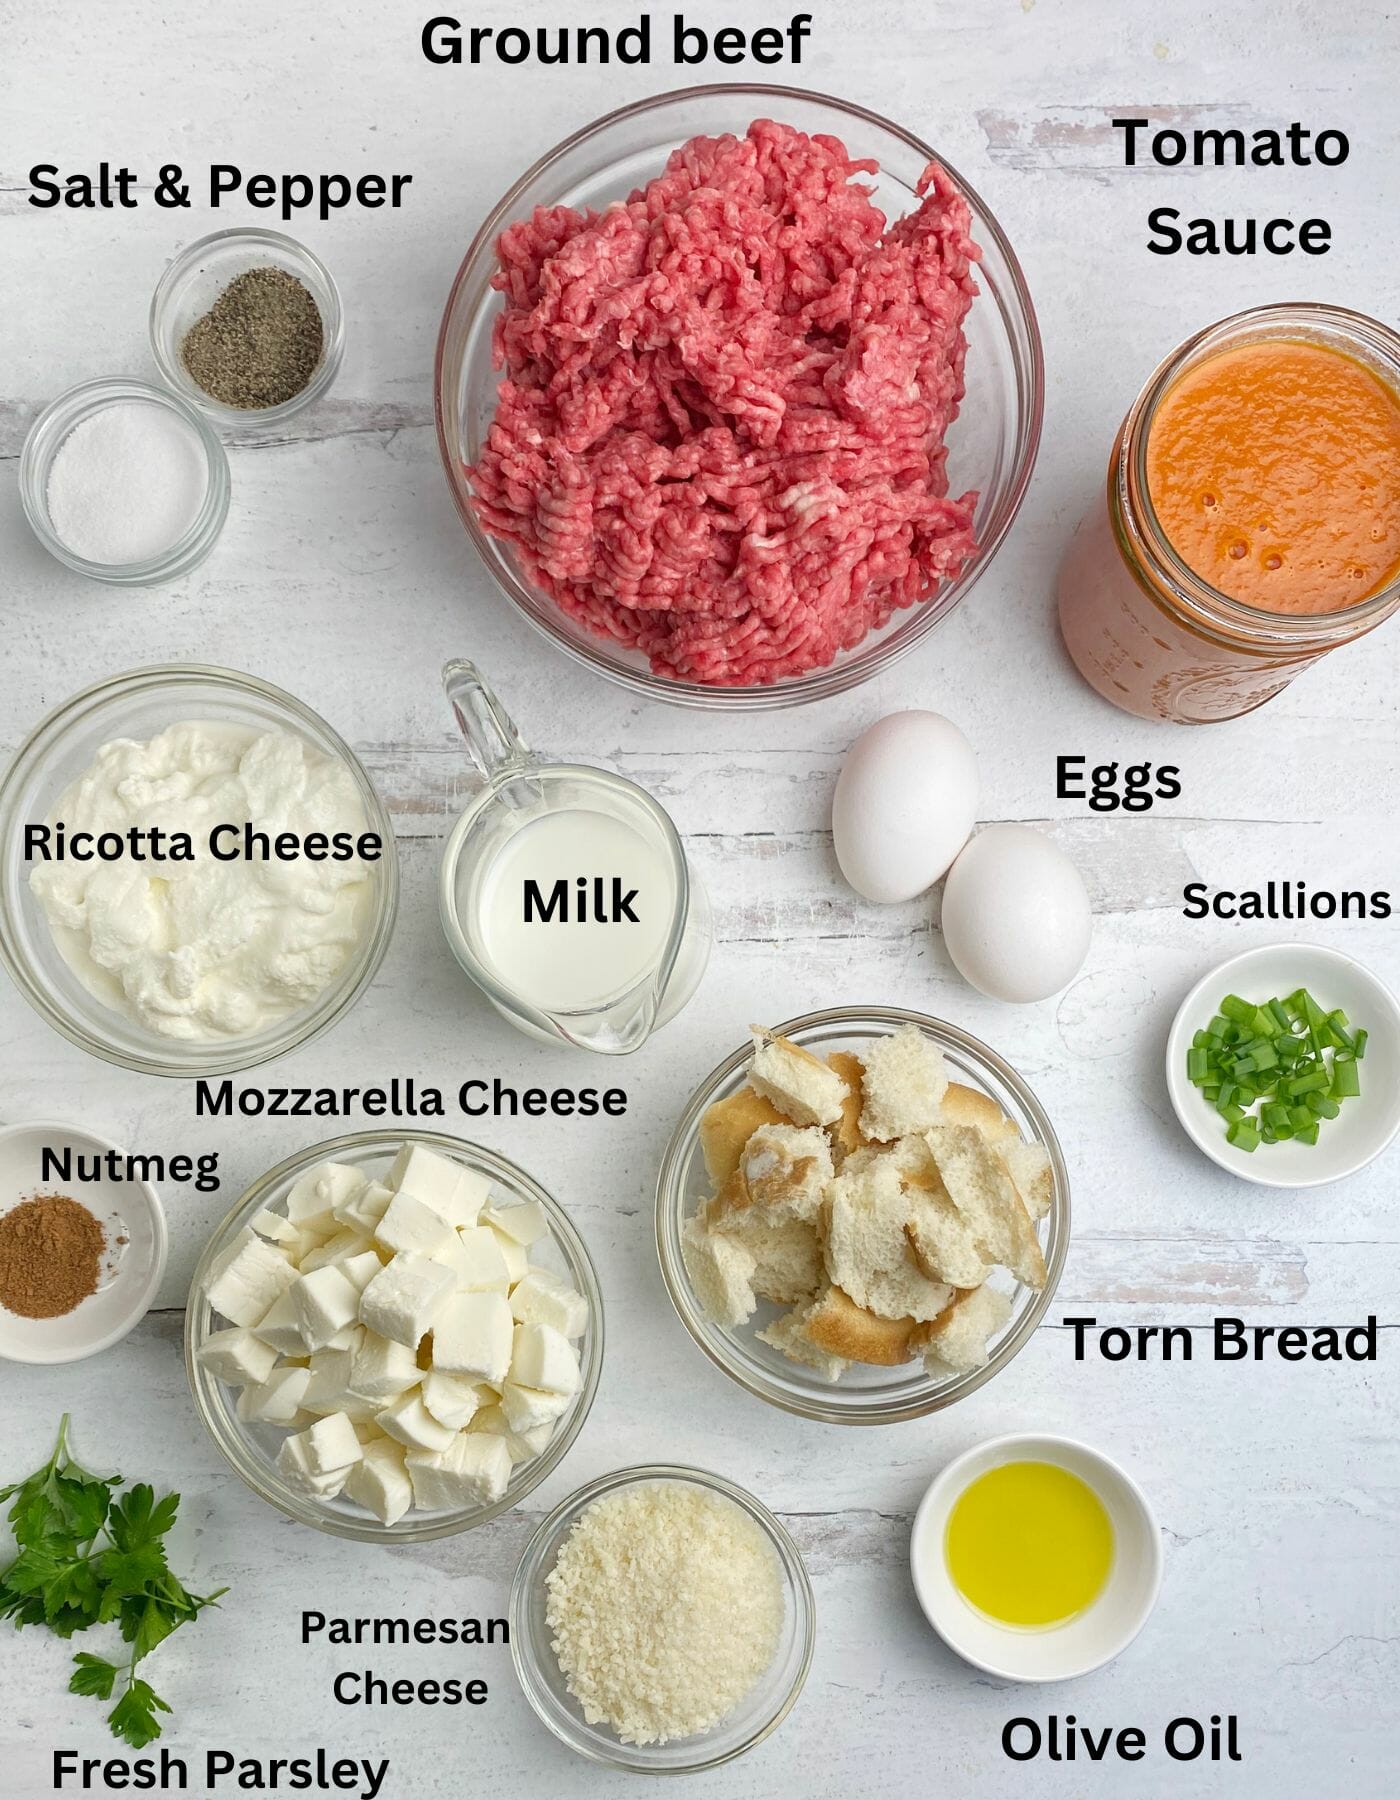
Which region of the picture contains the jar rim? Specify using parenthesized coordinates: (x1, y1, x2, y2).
(1115, 302, 1400, 646)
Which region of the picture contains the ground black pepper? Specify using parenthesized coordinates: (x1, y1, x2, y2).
(181, 265, 324, 409)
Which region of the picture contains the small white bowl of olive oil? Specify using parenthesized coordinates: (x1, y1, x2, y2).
(910, 1434, 1162, 1682)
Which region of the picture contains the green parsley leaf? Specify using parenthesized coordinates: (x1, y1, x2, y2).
(55, 1472, 114, 1543)
(70, 1653, 119, 1701)
(108, 1679, 172, 1751)
(94, 1544, 168, 1601)
(129, 1598, 180, 1662)
(0, 1419, 226, 1750)
(7, 1480, 61, 1548)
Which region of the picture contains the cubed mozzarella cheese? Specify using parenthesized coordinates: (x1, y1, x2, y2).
(250, 1208, 299, 1246)
(421, 1370, 489, 1431)
(236, 1364, 312, 1425)
(483, 1201, 548, 1246)
(431, 1292, 513, 1386)
(206, 1237, 298, 1328)
(508, 1323, 580, 1397)
(336, 1249, 384, 1293)
(250, 1290, 310, 1356)
(467, 1403, 549, 1464)
(334, 1178, 393, 1234)
(208, 1225, 256, 1280)
(303, 1342, 373, 1418)
(276, 1430, 352, 1499)
(344, 1439, 413, 1526)
(375, 1192, 455, 1259)
(359, 1253, 455, 1349)
(386, 1144, 482, 1226)
(490, 1228, 528, 1286)
(349, 1331, 420, 1404)
(425, 1231, 473, 1287)
(289, 1265, 362, 1352)
(375, 1392, 455, 1452)
(453, 1226, 510, 1293)
(303, 1412, 363, 1475)
(287, 1161, 365, 1234)
(509, 1269, 589, 1339)
(300, 1229, 375, 1274)
(499, 1381, 573, 1434)
(405, 1433, 511, 1511)
(197, 1328, 279, 1386)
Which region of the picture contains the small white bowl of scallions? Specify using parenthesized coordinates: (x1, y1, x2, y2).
(1165, 944, 1400, 1188)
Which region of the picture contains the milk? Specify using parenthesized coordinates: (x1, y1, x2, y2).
(470, 808, 676, 1012)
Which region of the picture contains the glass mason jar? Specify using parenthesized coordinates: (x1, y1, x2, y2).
(1057, 303, 1400, 724)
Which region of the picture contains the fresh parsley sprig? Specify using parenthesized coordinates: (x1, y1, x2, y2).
(0, 1415, 227, 1748)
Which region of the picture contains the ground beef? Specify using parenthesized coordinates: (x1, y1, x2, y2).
(467, 119, 980, 687)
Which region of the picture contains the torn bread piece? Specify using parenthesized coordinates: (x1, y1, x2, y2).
(756, 1300, 849, 1382)
(826, 1050, 870, 1160)
(709, 1213, 822, 1305)
(936, 1083, 1055, 1223)
(919, 1284, 1013, 1373)
(858, 1021, 949, 1141)
(924, 1123, 1047, 1290)
(705, 1168, 824, 1305)
(748, 1027, 849, 1128)
(798, 1284, 919, 1367)
(740, 1122, 833, 1221)
(936, 1081, 1018, 1144)
(876, 1135, 992, 1290)
(1002, 1139, 1054, 1222)
(698, 1087, 786, 1188)
(825, 1155, 955, 1322)
(680, 1219, 757, 1329)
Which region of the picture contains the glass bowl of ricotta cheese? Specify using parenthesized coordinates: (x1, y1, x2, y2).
(0, 665, 398, 1076)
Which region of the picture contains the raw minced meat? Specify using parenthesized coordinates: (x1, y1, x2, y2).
(468, 119, 980, 687)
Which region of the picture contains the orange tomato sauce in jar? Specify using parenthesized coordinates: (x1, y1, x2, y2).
(1145, 339, 1400, 615)
(1057, 305, 1400, 723)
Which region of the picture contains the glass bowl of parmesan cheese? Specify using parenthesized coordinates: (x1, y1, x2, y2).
(0, 664, 398, 1076)
(511, 1464, 814, 1771)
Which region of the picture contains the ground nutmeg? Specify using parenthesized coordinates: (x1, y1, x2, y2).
(0, 1194, 106, 1318)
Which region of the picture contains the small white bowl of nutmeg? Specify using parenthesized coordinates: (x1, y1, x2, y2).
(0, 1121, 167, 1364)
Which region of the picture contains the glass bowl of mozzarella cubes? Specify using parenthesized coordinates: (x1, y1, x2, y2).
(656, 1008, 1069, 1425)
(186, 1131, 602, 1540)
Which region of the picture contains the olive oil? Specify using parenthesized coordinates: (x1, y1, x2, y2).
(945, 1461, 1114, 1629)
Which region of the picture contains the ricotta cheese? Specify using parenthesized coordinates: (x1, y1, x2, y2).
(30, 721, 374, 1039)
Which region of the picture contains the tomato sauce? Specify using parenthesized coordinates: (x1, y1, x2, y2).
(1145, 339, 1400, 615)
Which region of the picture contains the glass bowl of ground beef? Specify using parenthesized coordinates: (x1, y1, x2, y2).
(437, 84, 1044, 708)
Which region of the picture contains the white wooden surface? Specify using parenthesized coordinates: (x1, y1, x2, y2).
(3, 2, 1398, 1794)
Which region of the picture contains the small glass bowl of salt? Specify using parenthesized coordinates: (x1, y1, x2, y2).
(19, 376, 229, 585)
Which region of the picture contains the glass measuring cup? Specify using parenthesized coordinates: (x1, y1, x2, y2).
(438, 661, 711, 1054)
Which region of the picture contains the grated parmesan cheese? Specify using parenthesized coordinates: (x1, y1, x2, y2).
(544, 1479, 785, 1745)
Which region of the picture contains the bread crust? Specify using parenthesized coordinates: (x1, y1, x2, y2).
(937, 1081, 1017, 1143)
(699, 1089, 786, 1187)
(799, 1285, 918, 1366)
(826, 1050, 871, 1159)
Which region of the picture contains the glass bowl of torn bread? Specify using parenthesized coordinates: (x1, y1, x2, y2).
(656, 1008, 1068, 1424)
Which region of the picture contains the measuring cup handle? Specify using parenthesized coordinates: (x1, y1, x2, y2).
(443, 660, 529, 781)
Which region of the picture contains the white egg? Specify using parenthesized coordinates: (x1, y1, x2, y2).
(832, 712, 979, 904)
(941, 823, 1092, 1003)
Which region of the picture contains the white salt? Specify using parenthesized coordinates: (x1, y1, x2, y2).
(46, 402, 209, 565)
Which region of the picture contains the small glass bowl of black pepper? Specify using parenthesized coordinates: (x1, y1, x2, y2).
(150, 227, 344, 425)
